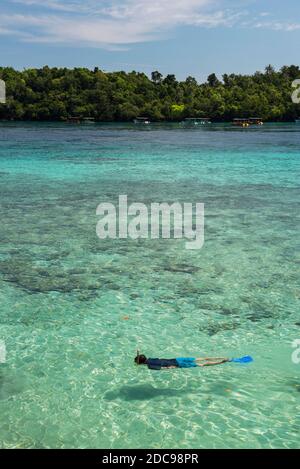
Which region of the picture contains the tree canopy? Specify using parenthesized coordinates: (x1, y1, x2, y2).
(0, 65, 299, 121)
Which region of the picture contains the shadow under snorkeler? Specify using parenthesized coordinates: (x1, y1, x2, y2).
(104, 384, 189, 401)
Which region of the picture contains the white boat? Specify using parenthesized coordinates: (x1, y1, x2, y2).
(181, 117, 212, 125)
(133, 117, 151, 124)
(248, 117, 263, 125)
(82, 118, 96, 124)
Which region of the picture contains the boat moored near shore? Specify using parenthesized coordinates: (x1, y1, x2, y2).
(82, 117, 96, 124)
(249, 117, 264, 125)
(233, 117, 264, 127)
(181, 117, 212, 125)
(233, 118, 250, 127)
(133, 117, 151, 124)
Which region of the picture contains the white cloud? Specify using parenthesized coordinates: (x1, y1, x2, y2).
(253, 21, 300, 32)
(1, 0, 300, 49)
(11, 0, 91, 13)
(1, 0, 245, 46)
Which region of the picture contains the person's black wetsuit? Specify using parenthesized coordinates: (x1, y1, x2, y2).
(145, 358, 179, 370)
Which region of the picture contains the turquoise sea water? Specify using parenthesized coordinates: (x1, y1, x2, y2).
(0, 122, 299, 449)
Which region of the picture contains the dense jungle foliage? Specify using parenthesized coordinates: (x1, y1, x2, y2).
(0, 65, 299, 121)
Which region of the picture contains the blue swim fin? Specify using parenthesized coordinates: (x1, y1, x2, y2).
(230, 355, 253, 364)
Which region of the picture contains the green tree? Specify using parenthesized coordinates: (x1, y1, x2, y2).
(0, 65, 299, 122)
(151, 71, 163, 84)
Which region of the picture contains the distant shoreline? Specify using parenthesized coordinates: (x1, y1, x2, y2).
(1, 65, 299, 122)
(0, 119, 298, 124)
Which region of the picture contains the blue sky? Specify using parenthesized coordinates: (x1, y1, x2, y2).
(0, 0, 299, 81)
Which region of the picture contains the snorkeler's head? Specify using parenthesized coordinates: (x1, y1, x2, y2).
(134, 353, 147, 364)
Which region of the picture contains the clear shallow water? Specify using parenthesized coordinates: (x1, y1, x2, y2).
(0, 122, 299, 449)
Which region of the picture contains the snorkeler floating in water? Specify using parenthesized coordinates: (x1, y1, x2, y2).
(134, 351, 253, 370)
(134, 351, 229, 370)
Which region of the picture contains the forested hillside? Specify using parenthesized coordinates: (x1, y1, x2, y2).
(0, 65, 299, 121)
